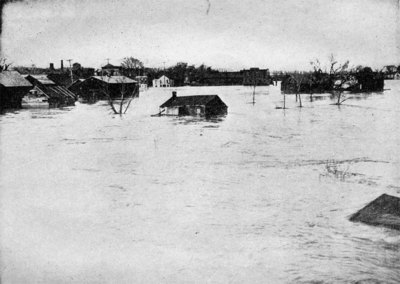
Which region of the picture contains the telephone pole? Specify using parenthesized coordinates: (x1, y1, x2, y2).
(66, 59, 73, 84)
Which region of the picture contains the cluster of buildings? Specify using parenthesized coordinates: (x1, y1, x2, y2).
(0, 59, 275, 111)
(382, 65, 400, 80)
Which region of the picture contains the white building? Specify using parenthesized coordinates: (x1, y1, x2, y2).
(152, 75, 172, 87)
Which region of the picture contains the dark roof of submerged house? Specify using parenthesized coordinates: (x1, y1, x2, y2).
(25, 74, 75, 99)
(91, 76, 137, 84)
(160, 95, 227, 108)
(36, 85, 76, 99)
(0, 71, 32, 87)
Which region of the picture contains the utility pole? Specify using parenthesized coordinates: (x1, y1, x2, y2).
(66, 59, 73, 84)
(162, 61, 166, 86)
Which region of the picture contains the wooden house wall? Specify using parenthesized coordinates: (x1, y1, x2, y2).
(0, 86, 31, 110)
(205, 97, 228, 115)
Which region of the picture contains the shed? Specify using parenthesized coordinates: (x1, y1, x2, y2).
(159, 92, 228, 116)
(78, 76, 137, 102)
(0, 71, 32, 110)
(68, 79, 85, 97)
(25, 75, 75, 107)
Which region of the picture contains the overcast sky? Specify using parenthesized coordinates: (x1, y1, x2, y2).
(1, 0, 399, 71)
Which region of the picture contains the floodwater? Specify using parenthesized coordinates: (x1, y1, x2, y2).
(1, 81, 400, 283)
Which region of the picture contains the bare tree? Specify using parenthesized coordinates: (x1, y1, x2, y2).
(328, 55, 350, 105)
(0, 58, 12, 72)
(311, 54, 351, 105)
(251, 72, 257, 105)
(100, 76, 139, 115)
(289, 72, 307, 108)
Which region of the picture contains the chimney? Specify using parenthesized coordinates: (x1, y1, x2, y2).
(61, 60, 64, 71)
(172, 91, 177, 99)
(49, 63, 54, 70)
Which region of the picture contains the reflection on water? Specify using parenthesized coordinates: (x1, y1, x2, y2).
(1, 81, 400, 283)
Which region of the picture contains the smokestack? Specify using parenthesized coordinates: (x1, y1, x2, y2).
(61, 60, 64, 71)
(172, 91, 177, 99)
(49, 63, 54, 70)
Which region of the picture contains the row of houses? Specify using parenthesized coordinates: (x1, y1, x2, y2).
(0, 70, 228, 117)
(0, 70, 138, 110)
(0, 71, 76, 110)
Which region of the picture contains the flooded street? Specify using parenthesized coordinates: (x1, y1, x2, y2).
(1, 81, 400, 283)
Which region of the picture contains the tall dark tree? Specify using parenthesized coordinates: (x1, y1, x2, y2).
(121, 57, 144, 78)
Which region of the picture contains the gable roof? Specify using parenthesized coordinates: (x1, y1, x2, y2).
(36, 85, 75, 99)
(91, 76, 137, 84)
(155, 75, 170, 81)
(0, 71, 32, 87)
(26, 74, 56, 85)
(160, 95, 226, 108)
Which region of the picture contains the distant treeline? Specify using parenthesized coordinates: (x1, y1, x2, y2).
(145, 63, 273, 87)
(280, 66, 384, 94)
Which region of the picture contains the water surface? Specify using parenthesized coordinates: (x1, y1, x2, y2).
(1, 82, 400, 283)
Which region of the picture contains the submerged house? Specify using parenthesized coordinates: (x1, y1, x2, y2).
(78, 76, 137, 102)
(25, 75, 76, 107)
(0, 71, 32, 110)
(159, 92, 228, 116)
(67, 79, 85, 97)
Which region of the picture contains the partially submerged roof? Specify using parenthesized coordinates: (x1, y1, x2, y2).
(0, 71, 32, 87)
(36, 85, 76, 99)
(350, 194, 400, 231)
(160, 95, 226, 108)
(91, 76, 137, 84)
(26, 75, 56, 85)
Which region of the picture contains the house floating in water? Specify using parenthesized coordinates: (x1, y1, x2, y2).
(77, 76, 137, 102)
(153, 75, 173, 87)
(159, 92, 228, 116)
(25, 75, 75, 108)
(0, 71, 32, 110)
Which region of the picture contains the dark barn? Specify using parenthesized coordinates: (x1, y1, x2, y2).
(68, 79, 85, 97)
(160, 92, 228, 116)
(0, 71, 32, 110)
(25, 75, 76, 107)
(78, 76, 137, 102)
